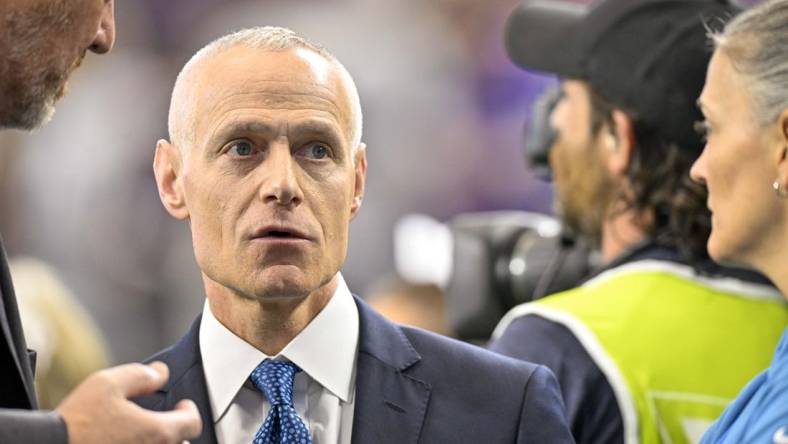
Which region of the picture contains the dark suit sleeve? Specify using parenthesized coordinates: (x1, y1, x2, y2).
(490, 315, 622, 444)
(517, 365, 575, 443)
(0, 409, 68, 444)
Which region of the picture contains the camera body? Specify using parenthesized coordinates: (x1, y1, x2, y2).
(394, 86, 591, 342)
(445, 211, 594, 342)
(443, 85, 594, 342)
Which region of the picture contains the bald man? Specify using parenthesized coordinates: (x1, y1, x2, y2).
(135, 26, 573, 444)
(0, 1, 201, 443)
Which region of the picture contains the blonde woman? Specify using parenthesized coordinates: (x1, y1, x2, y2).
(690, 0, 788, 442)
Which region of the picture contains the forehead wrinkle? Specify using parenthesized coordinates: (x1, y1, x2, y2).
(207, 118, 275, 146)
(204, 77, 342, 105)
(228, 78, 341, 98)
(184, 49, 357, 146)
(204, 77, 344, 113)
(214, 90, 343, 113)
(204, 108, 344, 148)
(198, 89, 350, 145)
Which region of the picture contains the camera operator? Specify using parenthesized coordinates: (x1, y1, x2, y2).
(488, 1, 788, 443)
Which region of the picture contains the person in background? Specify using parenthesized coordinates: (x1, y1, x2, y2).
(489, 0, 788, 443)
(11, 258, 111, 409)
(136, 25, 573, 443)
(690, 0, 788, 441)
(366, 277, 452, 336)
(0, 0, 202, 443)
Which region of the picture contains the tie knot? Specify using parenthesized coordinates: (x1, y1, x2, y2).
(250, 360, 300, 406)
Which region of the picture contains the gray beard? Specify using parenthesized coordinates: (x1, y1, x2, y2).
(0, 5, 67, 130)
(0, 76, 57, 130)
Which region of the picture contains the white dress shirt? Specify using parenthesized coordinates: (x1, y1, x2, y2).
(199, 274, 359, 444)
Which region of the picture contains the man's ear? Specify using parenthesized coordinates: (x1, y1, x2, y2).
(606, 109, 636, 177)
(350, 143, 367, 219)
(153, 139, 190, 220)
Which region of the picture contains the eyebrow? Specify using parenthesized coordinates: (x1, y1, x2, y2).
(289, 120, 342, 140)
(210, 121, 275, 144)
(209, 119, 345, 147)
(698, 99, 724, 130)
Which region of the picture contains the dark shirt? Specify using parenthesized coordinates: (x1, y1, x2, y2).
(489, 315, 623, 443)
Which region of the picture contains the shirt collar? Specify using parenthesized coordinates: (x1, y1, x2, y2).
(199, 273, 359, 421)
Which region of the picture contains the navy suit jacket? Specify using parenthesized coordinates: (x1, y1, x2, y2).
(135, 297, 573, 443)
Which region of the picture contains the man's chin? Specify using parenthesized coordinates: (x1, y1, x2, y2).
(54, 78, 69, 102)
(4, 98, 55, 131)
(25, 72, 68, 129)
(5, 74, 64, 130)
(250, 266, 315, 299)
(34, 101, 56, 128)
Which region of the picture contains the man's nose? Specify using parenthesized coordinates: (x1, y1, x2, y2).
(89, 0, 116, 54)
(261, 143, 303, 208)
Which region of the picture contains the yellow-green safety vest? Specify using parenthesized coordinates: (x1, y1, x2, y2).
(493, 259, 788, 444)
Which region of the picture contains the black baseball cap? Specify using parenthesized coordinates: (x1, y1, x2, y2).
(505, 0, 739, 150)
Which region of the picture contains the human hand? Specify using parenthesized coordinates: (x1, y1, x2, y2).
(57, 361, 202, 444)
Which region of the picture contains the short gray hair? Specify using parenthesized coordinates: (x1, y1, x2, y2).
(710, 0, 788, 126)
(168, 26, 363, 155)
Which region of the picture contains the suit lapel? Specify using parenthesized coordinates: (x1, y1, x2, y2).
(351, 298, 431, 444)
(153, 300, 433, 444)
(165, 364, 217, 444)
(150, 317, 217, 444)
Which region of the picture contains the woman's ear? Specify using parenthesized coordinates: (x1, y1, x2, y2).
(772, 109, 788, 185)
(779, 108, 788, 148)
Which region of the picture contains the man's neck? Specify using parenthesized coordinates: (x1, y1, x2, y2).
(205, 275, 338, 356)
(599, 203, 651, 264)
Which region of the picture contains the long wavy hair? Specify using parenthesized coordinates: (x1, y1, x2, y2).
(589, 89, 711, 264)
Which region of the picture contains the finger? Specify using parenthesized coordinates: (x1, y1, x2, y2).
(145, 399, 203, 440)
(147, 361, 170, 381)
(102, 362, 169, 398)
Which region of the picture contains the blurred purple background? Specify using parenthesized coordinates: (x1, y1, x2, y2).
(0, 0, 584, 363)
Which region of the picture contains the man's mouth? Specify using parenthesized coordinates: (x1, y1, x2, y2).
(251, 226, 311, 241)
(265, 230, 300, 239)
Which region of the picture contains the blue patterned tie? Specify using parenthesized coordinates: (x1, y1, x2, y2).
(250, 360, 313, 444)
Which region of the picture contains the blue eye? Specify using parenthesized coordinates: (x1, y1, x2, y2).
(229, 141, 254, 156)
(302, 143, 330, 160)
